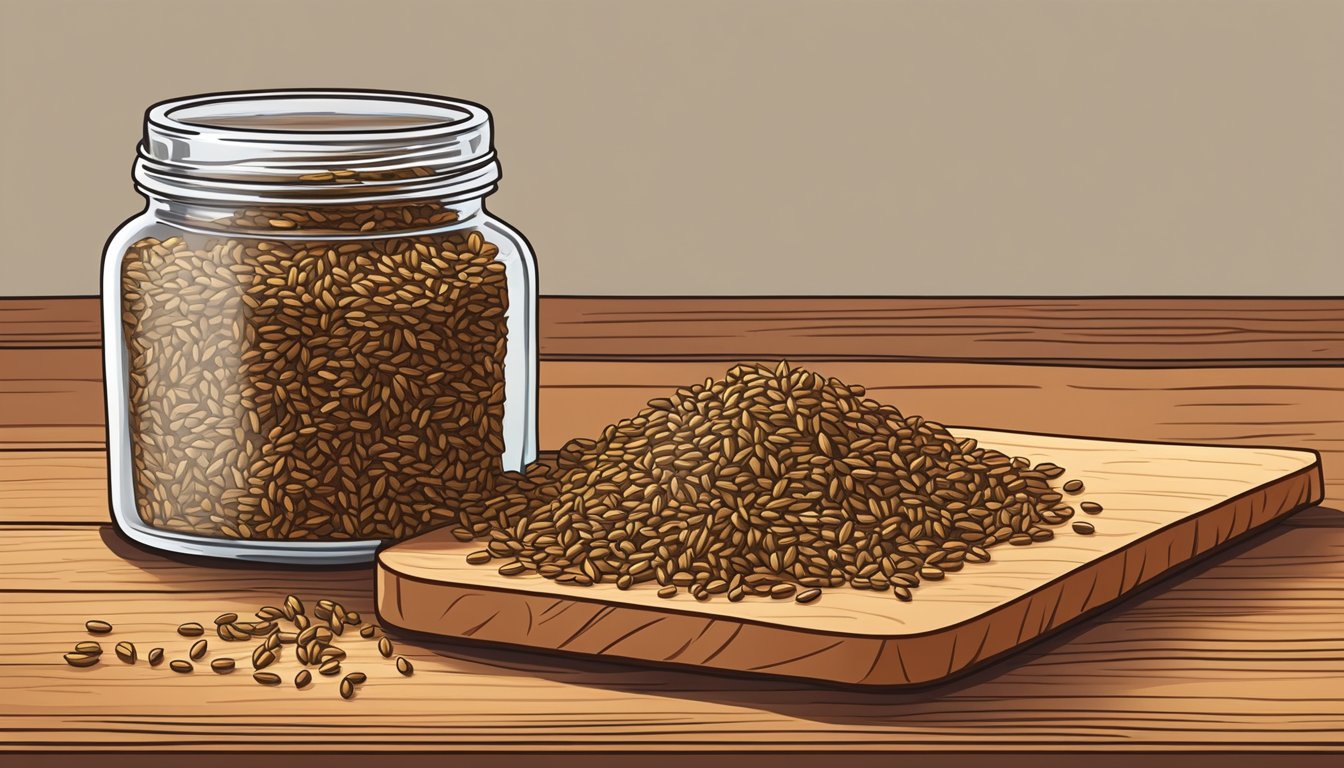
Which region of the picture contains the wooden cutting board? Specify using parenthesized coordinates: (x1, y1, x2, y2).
(376, 428, 1323, 686)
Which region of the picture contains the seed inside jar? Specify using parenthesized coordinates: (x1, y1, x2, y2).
(119, 199, 529, 543)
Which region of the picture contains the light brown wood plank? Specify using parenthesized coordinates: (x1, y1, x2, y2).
(0, 525, 370, 594)
(0, 347, 104, 449)
(0, 451, 108, 524)
(0, 297, 101, 349)
(377, 432, 1322, 685)
(2, 523, 1343, 754)
(6, 296, 1344, 364)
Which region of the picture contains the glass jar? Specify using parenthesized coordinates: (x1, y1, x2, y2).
(101, 90, 537, 563)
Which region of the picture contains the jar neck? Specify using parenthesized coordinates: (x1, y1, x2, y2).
(134, 90, 501, 217)
(144, 194, 487, 238)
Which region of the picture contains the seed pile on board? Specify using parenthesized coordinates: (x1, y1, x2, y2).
(61, 596, 415, 698)
(119, 194, 529, 542)
(472, 362, 1101, 604)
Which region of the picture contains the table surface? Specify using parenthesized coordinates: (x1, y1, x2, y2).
(2, 296, 1342, 767)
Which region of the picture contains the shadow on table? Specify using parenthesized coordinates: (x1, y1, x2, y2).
(401, 505, 1341, 726)
(96, 525, 377, 603)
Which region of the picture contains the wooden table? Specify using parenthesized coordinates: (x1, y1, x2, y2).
(2, 296, 1342, 766)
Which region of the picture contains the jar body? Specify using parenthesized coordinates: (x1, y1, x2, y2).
(102, 199, 537, 563)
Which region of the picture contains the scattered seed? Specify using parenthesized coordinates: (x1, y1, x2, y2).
(84, 620, 112, 635)
(377, 637, 394, 658)
(396, 657, 414, 676)
(148, 648, 164, 665)
(657, 586, 678, 599)
(211, 658, 235, 674)
(359, 625, 377, 639)
(214, 613, 238, 626)
(63, 652, 99, 668)
(114, 642, 137, 664)
(187, 639, 207, 660)
(253, 672, 281, 686)
(339, 678, 355, 699)
(466, 551, 492, 565)
(1072, 521, 1096, 535)
(344, 672, 367, 685)
(74, 642, 102, 656)
(295, 669, 312, 689)
(319, 660, 342, 676)
(284, 595, 304, 618)
(177, 622, 204, 637)
(169, 660, 193, 673)
(1080, 501, 1103, 514)
(1063, 479, 1085, 494)
(794, 588, 822, 604)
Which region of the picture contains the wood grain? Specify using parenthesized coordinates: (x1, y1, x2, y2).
(3, 296, 1343, 760)
(0, 451, 107, 524)
(6, 295, 1344, 363)
(377, 431, 1322, 685)
(1, 519, 1343, 759)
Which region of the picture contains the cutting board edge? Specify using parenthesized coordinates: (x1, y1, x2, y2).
(375, 459, 1322, 686)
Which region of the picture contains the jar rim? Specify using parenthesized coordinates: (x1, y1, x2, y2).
(147, 89, 491, 142)
(135, 89, 501, 205)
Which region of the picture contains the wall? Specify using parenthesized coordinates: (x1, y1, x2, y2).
(2, 0, 1341, 296)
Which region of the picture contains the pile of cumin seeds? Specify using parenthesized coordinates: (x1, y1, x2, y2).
(120, 196, 526, 542)
(472, 361, 1079, 604)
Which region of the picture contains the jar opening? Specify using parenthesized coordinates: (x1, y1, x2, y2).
(136, 89, 500, 205)
(159, 92, 483, 139)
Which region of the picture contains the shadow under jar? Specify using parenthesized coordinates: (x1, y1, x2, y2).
(102, 90, 538, 563)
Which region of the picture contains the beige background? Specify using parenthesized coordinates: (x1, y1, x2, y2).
(2, 0, 1341, 296)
